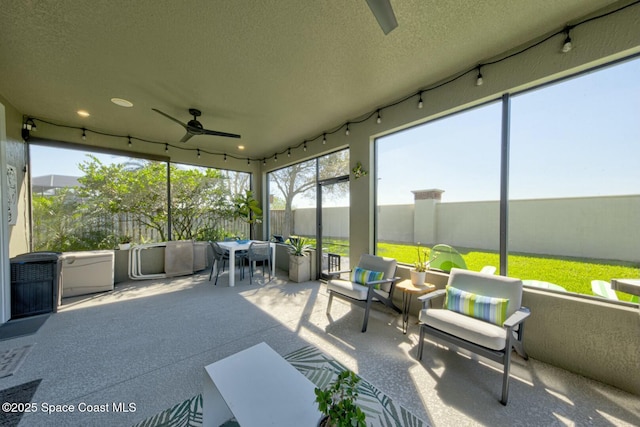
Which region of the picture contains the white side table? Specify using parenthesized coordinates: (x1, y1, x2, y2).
(203, 342, 321, 426)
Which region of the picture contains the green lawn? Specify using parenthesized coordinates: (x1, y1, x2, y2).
(302, 237, 639, 302)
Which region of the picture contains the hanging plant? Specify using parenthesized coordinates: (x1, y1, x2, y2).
(352, 162, 368, 179)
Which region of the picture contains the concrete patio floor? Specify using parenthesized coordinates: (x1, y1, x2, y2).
(0, 267, 639, 426)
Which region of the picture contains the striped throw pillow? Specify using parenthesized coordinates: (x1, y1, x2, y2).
(445, 285, 509, 326)
(351, 267, 384, 288)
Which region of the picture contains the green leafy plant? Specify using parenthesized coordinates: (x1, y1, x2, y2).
(233, 190, 263, 238)
(287, 237, 313, 256)
(413, 244, 429, 272)
(233, 190, 263, 225)
(314, 370, 366, 427)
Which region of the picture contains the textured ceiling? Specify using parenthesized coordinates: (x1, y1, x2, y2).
(0, 0, 621, 159)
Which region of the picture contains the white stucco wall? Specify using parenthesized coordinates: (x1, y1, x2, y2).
(290, 194, 640, 262)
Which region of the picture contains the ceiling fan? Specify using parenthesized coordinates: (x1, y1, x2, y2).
(152, 108, 241, 143)
(366, 0, 398, 35)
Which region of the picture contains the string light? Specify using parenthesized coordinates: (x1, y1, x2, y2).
(274, 153, 277, 162)
(24, 118, 36, 131)
(475, 66, 484, 86)
(165, 144, 169, 153)
(562, 26, 573, 53)
(27, 3, 627, 166)
(263, 158, 266, 165)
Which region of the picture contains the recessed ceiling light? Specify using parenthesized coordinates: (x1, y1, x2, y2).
(111, 98, 133, 107)
(77, 110, 90, 117)
(238, 145, 245, 150)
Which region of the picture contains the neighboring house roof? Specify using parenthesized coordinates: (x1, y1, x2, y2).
(32, 175, 81, 194)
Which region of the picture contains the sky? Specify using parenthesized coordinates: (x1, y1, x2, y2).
(31, 56, 639, 206)
(377, 57, 640, 204)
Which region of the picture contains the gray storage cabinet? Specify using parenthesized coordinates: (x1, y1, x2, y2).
(10, 252, 61, 319)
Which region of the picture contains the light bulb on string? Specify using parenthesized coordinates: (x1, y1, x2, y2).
(247, 158, 250, 165)
(128, 136, 132, 147)
(274, 153, 278, 162)
(224, 153, 227, 162)
(197, 149, 201, 159)
(561, 27, 573, 53)
(376, 110, 382, 124)
(287, 148, 291, 157)
(345, 124, 350, 136)
(322, 134, 326, 144)
(476, 66, 484, 86)
(263, 158, 266, 165)
(81, 128, 87, 141)
(303, 141, 307, 152)
(418, 93, 423, 109)
(165, 144, 169, 153)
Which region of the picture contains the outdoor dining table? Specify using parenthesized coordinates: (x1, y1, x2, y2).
(216, 240, 276, 287)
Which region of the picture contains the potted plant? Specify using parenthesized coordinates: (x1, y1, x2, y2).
(314, 370, 366, 427)
(118, 236, 132, 250)
(410, 244, 428, 285)
(233, 190, 263, 240)
(287, 237, 312, 283)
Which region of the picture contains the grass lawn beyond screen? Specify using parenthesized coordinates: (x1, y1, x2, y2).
(306, 237, 638, 303)
(376, 242, 639, 302)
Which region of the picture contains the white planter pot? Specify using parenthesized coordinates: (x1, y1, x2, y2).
(118, 243, 131, 250)
(410, 270, 426, 286)
(289, 255, 311, 283)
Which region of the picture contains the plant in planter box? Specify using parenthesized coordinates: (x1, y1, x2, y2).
(287, 237, 312, 282)
(118, 236, 132, 250)
(315, 370, 366, 427)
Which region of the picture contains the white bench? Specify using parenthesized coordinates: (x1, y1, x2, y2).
(203, 342, 322, 426)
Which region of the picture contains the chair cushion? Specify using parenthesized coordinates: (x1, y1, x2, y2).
(350, 267, 384, 288)
(445, 285, 509, 326)
(447, 268, 523, 319)
(357, 254, 397, 293)
(327, 279, 389, 301)
(420, 308, 507, 351)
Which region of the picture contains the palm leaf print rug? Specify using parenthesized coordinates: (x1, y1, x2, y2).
(132, 345, 428, 427)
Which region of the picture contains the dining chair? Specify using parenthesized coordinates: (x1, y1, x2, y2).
(208, 241, 229, 286)
(240, 241, 271, 284)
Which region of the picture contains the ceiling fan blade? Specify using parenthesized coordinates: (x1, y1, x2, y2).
(179, 132, 194, 143)
(202, 129, 241, 139)
(365, 0, 398, 35)
(152, 108, 188, 129)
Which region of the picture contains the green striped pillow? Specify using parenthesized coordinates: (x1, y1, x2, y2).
(351, 267, 384, 288)
(445, 285, 509, 326)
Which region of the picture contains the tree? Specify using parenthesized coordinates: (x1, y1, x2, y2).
(76, 156, 237, 243)
(77, 156, 170, 241)
(32, 188, 82, 251)
(269, 150, 349, 238)
(269, 161, 316, 238)
(171, 167, 235, 240)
